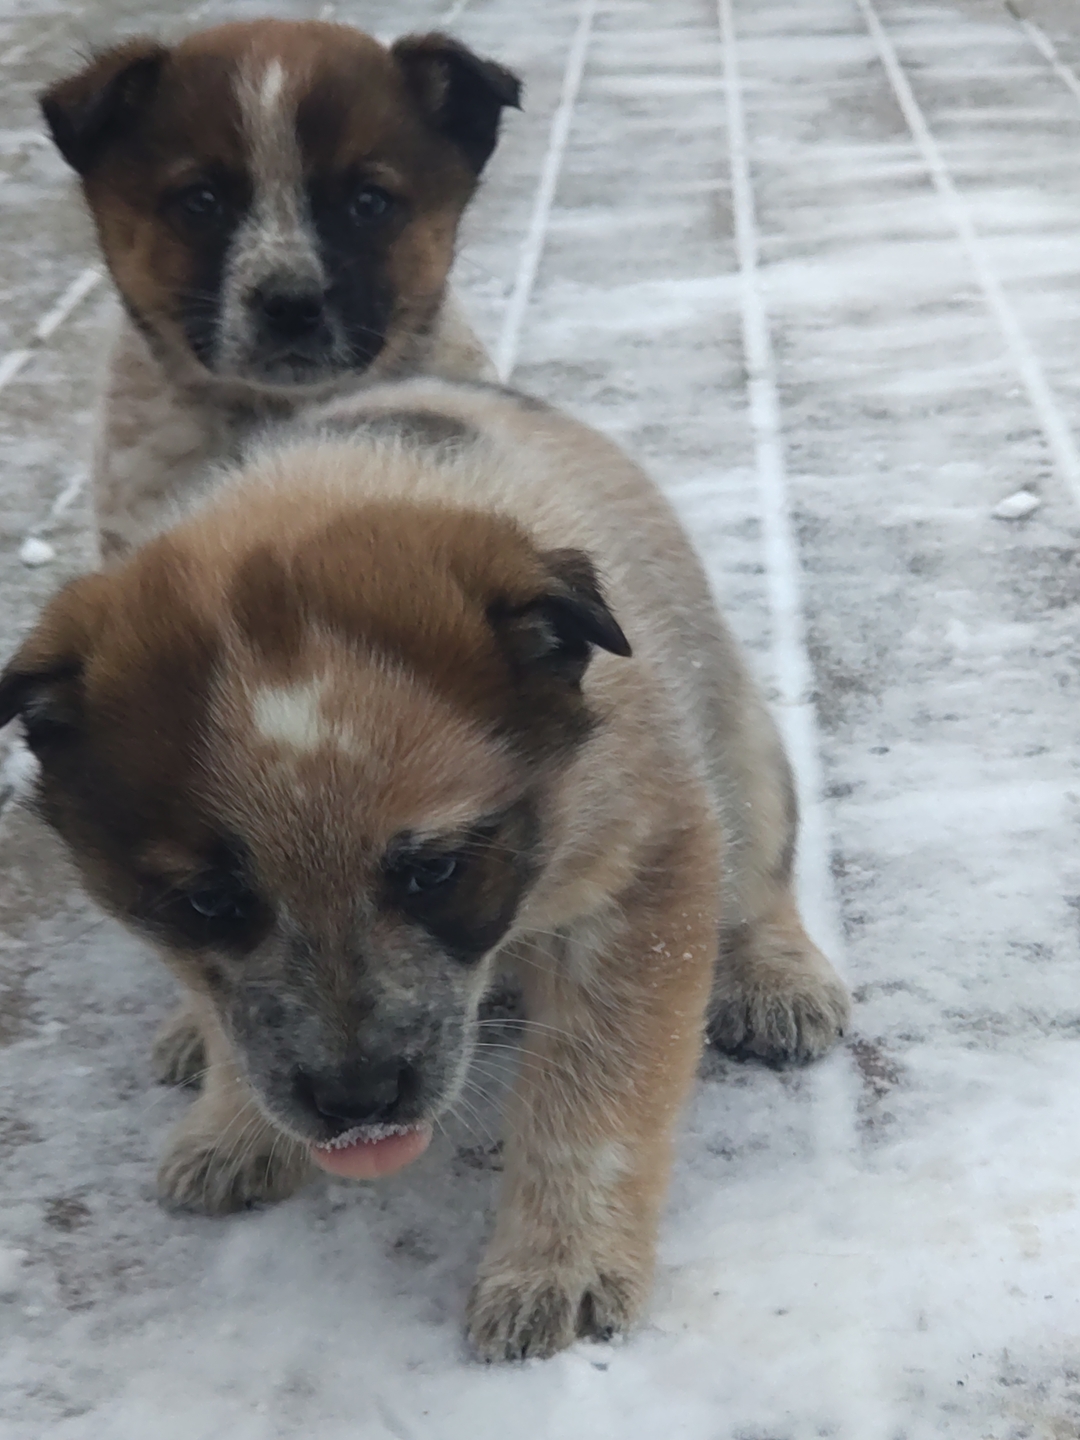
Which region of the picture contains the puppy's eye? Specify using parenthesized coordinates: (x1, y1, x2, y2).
(173, 184, 225, 224)
(348, 184, 393, 225)
(187, 883, 251, 920)
(392, 854, 459, 895)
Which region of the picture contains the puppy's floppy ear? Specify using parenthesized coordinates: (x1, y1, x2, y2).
(0, 574, 112, 752)
(40, 39, 168, 175)
(392, 32, 522, 174)
(490, 548, 631, 687)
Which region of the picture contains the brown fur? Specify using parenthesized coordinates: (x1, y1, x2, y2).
(0, 378, 850, 1360)
(39, 21, 518, 558)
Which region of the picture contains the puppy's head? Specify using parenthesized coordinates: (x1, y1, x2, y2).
(40, 22, 519, 393)
(0, 506, 629, 1145)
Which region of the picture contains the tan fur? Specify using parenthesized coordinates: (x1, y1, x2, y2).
(0, 379, 850, 1360)
(91, 298, 493, 559)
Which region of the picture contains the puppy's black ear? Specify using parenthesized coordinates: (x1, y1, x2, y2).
(392, 33, 522, 174)
(490, 548, 631, 687)
(0, 662, 84, 752)
(0, 574, 110, 752)
(40, 39, 167, 175)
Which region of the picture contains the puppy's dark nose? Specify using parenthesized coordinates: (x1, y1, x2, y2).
(255, 286, 325, 341)
(294, 1060, 411, 1127)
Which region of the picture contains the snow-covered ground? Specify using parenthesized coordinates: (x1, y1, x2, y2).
(3, 0, 1080, 1434)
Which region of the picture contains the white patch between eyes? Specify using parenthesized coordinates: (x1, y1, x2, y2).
(259, 58, 286, 116)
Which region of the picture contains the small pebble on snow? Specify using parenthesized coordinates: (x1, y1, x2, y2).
(19, 537, 55, 566)
(991, 490, 1041, 520)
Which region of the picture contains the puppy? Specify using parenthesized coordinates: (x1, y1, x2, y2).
(39, 22, 520, 560)
(0, 380, 850, 1361)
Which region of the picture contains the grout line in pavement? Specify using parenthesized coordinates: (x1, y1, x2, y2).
(0, 266, 102, 399)
(858, 0, 1080, 509)
(1006, 2, 1080, 107)
(718, 26, 870, 1424)
(42, 469, 87, 525)
(18, 468, 87, 561)
(0, 348, 32, 394)
(317, 1, 470, 29)
(718, 0, 845, 965)
(35, 266, 102, 342)
(493, 0, 596, 382)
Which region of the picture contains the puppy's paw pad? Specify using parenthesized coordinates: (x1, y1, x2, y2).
(467, 1268, 636, 1362)
(157, 1130, 311, 1216)
(151, 1009, 206, 1088)
(710, 968, 851, 1066)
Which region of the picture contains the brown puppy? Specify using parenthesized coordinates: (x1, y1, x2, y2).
(0, 380, 850, 1361)
(40, 22, 519, 559)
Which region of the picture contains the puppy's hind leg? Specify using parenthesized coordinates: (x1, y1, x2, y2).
(709, 890, 850, 1065)
(706, 696, 850, 1065)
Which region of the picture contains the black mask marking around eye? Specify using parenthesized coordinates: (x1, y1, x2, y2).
(162, 170, 250, 366)
(382, 799, 541, 963)
(394, 853, 459, 895)
(133, 841, 270, 953)
(187, 881, 252, 920)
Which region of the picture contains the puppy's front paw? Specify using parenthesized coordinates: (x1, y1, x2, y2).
(710, 927, 850, 1065)
(157, 1116, 313, 1216)
(467, 1256, 639, 1361)
(151, 1004, 206, 1088)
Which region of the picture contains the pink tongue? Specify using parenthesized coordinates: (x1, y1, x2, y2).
(309, 1124, 432, 1179)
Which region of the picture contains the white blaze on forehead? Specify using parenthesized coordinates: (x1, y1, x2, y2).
(258, 57, 286, 114)
(221, 55, 325, 330)
(253, 680, 337, 752)
(238, 57, 302, 200)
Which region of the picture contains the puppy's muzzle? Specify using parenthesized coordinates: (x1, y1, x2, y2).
(292, 1057, 421, 1136)
(249, 281, 333, 367)
(254, 282, 326, 341)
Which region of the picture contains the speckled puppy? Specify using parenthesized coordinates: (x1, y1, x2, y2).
(0, 380, 850, 1361)
(40, 20, 519, 560)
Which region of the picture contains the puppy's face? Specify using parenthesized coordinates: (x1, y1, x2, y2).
(40, 24, 519, 393)
(0, 505, 629, 1144)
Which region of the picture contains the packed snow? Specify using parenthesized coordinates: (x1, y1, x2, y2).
(3, 0, 1080, 1435)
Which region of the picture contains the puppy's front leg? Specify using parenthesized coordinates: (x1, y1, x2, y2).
(468, 820, 718, 1361)
(156, 994, 313, 1215)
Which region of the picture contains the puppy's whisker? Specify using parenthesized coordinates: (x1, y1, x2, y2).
(130, 1066, 214, 1124)
(447, 1098, 489, 1147)
(462, 1068, 539, 1140)
(472, 1042, 579, 1083)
